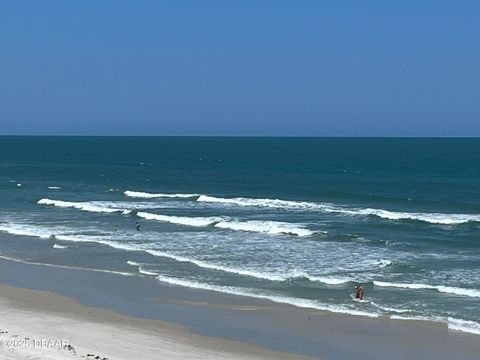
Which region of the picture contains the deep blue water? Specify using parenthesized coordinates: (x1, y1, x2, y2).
(0, 137, 479, 334)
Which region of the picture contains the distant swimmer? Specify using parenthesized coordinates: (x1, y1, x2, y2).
(135, 222, 140, 231)
(355, 284, 364, 300)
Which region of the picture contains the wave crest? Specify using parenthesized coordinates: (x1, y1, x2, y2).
(38, 198, 130, 214)
(214, 220, 315, 237)
(155, 274, 379, 318)
(136, 212, 223, 227)
(374, 281, 480, 298)
(197, 195, 480, 225)
(124, 191, 199, 199)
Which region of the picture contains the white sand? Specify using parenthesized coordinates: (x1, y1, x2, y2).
(0, 284, 314, 360)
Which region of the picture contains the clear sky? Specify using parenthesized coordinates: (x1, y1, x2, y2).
(0, 1, 479, 136)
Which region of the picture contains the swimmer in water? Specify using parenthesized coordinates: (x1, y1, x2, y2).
(355, 284, 364, 300)
(135, 222, 140, 231)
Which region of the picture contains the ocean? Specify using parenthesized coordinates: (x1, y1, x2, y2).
(0, 137, 479, 335)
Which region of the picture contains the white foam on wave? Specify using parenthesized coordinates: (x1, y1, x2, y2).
(155, 274, 379, 318)
(197, 195, 322, 210)
(0, 223, 53, 239)
(374, 281, 480, 298)
(344, 208, 480, 225)
(390, 315, 432, 322)
(48, 186, 62, 190)
(137, 212, 223, 227)
(39, 191, 480, 226)
(55, 234, 139, 252)
(49, 235, 297, 282)
(146, 249, 289, 281)
(375, 259, 392, 268)
(307, 276, 351, 285)
(1, 224, 352, 287)
(214, 220, 315, 237)
(126, 260, 159, 276)
(38, 198, 131, 214)
(138, 211, 317, 236)
(197, 195, 480, 225)
(6, 228, 293, 284)
(47, 235, 336, 285)
(0, 254, 134, 277)
(370, 302, 413, 314)
(53, 244, 68, 249)
(124, 190, 199, 199)
(145, 250, 350, 285)
(447, 318, 480, 335)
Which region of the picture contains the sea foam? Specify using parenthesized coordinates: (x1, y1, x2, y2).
(374, 281, 480, 298)
(197, 195, 322, 210)
(126, 261, 159, 276)
(155, 274, 379, 318)
(342, 208, 480, 225)
(124, 190, 199, 199)
(53, 244, 68, 249)
(0, 223, 53, 239)
(136, 212, 223, 227)
(214, 220, 315, 236)
(145, 249, 351, 285)
(38, 198, 131, 214)
(197, 195, 480, 225)
(447, 318, 480, 335)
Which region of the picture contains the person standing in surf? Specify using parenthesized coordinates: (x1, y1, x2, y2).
(355, 284, 364, 300)
(136, 222, 141, 231)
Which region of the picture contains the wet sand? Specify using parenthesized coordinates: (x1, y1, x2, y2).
(0, 257, 478, 360)
(0, 283, 316, 360)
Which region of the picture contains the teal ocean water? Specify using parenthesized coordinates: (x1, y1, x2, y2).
(1, 137, 479, 334)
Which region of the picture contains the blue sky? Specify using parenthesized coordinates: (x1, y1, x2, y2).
(0, 1, 479, 136)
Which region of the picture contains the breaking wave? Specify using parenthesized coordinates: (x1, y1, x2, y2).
(38, 199, 132, 214)
(197, 195, 480, 225)
(0, 223, 54, 239)
(136, 212, 316, 236)
(136, 212, 224, 227)
(144, 250, 352, 285)
(197, 195, 322, 210)
(447, 317, 480, 335)
(374, 281, 480, 298)
(117, 191, 480, 225)
(126, 261, 159, 276)
(341, 208, 480, 225)
(124, 190, 199, 199)
(53, 244, 68, 249)
(375, 260, 392, 268)
(214, 220, 315, 237)
(155, 274, 379, 318)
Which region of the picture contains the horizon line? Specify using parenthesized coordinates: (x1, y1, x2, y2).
(0, 134, 479, 139)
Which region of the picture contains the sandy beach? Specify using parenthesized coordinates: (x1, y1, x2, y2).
(0, 283, 315, 360)
(0, 257, 478, 360)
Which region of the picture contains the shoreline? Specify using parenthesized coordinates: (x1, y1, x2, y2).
(1, 253, 478, 336)
(0, 283, 316, 360)
(0, 256, 478, 359)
